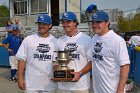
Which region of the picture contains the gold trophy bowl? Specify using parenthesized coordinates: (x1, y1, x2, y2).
(52, 51, 74, 82)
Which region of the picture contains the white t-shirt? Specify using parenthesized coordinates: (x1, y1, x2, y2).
(127, 35, 140, 46)
(57, 32, 92, 90)
(16, 33, 57, 91)
(92, 30, 130, 93)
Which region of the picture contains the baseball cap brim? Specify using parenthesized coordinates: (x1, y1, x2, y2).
(59, 18, 77, 21)
(35, 21, 50, 24)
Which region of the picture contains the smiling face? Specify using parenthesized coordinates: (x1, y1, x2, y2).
(60, 20, 78, 36)
(37, 22, 52, 35)
(91, 21, 109, 36)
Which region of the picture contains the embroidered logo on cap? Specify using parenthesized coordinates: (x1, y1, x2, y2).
(92, 13, 97, 18)
(63, 13, 68, 17)
(40, 16, 44, 20)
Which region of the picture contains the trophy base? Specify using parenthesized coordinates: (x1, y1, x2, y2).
(53, 69, 74, 82)
(52, 77, 73, 82)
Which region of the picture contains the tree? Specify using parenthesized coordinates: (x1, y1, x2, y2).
(118, 7, 140, 32)
(118, 16, 129, 32)
(0, 4, 9, 27)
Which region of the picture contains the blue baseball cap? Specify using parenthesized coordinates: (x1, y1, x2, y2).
(12, 25, 19, 31)
(86, 4, 97, 13)
(36, 14, 52, 24)
(91, 10, 109, 21)
(60, 11, 77, 21)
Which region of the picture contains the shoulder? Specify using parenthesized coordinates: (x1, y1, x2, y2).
(49, 34, 57, 42)
(8, 34, 14, 38)
(80, 32, 91, 37)
(110, 31, 126, 45)
(57, 35, 66, 40)
(23, 33, 37, 41)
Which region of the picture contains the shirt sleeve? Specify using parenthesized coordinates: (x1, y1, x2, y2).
(85, 37, 93, 62)
(16, 38, 28, 61)
(2, 36, 10, 44)
(114, 37, 130, 66)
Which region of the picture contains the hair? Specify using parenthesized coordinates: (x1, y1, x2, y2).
(6, 20, 13, 26)
(73, 20, 79, 27)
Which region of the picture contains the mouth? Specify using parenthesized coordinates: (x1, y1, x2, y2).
(63, 26, 70, 29)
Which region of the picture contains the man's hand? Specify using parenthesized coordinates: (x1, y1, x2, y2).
(71, 72, 81, 82)
(18, 79, 26, 90)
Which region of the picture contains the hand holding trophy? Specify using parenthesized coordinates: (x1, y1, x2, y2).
(52, 51, 74, 82)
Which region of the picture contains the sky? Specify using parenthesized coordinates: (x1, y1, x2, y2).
(0, 0, 9, 6)
(0, 0, 140, 13)
(81, 0, 140, 12)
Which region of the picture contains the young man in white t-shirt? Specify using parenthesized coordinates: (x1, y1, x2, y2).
(16, 14, 57, 93)
(90, 10, 130, 93)
(55, 11, 92, 93)
(127, 33, 140, 46)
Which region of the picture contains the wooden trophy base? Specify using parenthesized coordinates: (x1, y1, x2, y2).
(51, 77, 73, 82)
(52, 69, 74, 82)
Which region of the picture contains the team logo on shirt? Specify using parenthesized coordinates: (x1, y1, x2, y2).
(34, 44, 51, 61)
(92, 42, 103, 61)
(64, 43, 80, 60)
(94, 42, 102, 53)
(64, 43, 78, 52)
(36, 44, 50, 53)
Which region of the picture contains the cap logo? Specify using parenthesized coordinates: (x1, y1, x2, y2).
(40, 16, 44, 20)
(63, 13, 68, 17)
(92, 13, 98, 18)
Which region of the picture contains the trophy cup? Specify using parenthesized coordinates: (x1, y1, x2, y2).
(53, 51, 74, 81)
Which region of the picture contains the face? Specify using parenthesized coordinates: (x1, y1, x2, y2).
(13, 30, 19, 35)
(38, 22, 52, 34)
(15, 18, 19, 24)
(61, 20, 77, 33)
(91, 21, 109, 36)
(7, 21, 12, 25)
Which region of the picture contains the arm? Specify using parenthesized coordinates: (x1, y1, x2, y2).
(52, 61, 59, 71)
(3, 44, 13, 53)
(18, 60, 26, 90)
(79, 61, 92, 75)
(5, 29, 13, 33)
(116, 64, 130, 93)
(71, 62, 92, 82)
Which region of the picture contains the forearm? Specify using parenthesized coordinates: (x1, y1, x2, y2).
(52, 61, 59, 71)
(18, 60, 25, 81)
(116, 64, 130, 93)
(80, 61, 92, 74)
(3, 44, 9, 49)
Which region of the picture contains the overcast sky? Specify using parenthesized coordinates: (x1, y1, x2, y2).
(82, 0, 140, 11)
(0, 0, 140, 13)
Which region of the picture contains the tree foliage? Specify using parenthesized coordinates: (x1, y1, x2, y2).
(118, 7, 140, 32)
(0, 4, 9, 27)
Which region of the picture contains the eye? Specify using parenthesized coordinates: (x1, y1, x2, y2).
(60, 20, 72, 24)
(38, 22, 46, 25)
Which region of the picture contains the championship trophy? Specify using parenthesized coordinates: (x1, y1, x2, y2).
(52, 51, 74, 81)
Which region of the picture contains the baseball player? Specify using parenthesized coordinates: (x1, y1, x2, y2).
(56, 11, 92, 93)
(91, 10, 130, 93)
(2, 25, 22, 82)
(16, 14, 57, 93)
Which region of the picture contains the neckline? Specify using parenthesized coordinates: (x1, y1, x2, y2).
(68, 31, 80, 37)
(37, 33, 50, 38)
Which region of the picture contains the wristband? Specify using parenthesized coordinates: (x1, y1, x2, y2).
(79, 71, 83, 77)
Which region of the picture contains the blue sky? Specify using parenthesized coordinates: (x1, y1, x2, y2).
(0, 0, 9, 6)
(1, 0, 140, 12)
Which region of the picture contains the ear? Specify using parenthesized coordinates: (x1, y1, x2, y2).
(49, 24, 52, 29)
(105, 21, 109, 27)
